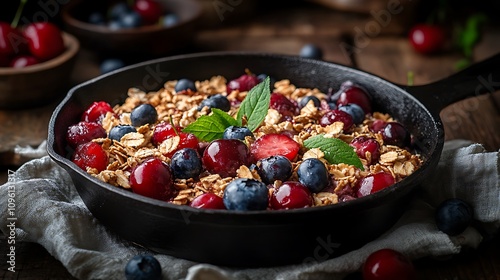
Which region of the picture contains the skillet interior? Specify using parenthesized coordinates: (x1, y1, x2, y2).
(48, 52, 442, 266)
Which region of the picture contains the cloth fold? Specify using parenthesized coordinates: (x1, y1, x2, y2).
(1, 140, 499, 280)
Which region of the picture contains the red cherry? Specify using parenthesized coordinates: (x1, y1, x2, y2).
(319, 109, 354, 130)
(350, 136, 380, 165)
(72, 142, 108, 172)
(202, 139, 251, 178)
(190, 193, 226, 209)
(270, 181, 312, 210)
(0, 22, 27, 56)
(369, 119, 387, 133)
(133, 0, 163, 25)
(9, 55, 39, 68)
(356, 172, 395, 197)
(129, 158, 175, 201)
(363, 248, 416, 280)
(66, 121, 107, 148)
(226, 74, 260, 94)
(270, 92, 299, 118)
(22, 22, 64, 61)
(81, 101, 115, 124)
(409, 24, 445, 54)
(335, 81, 372, 114)
(250, 133, 300, 162)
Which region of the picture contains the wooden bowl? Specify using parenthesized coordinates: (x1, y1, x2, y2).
(0, 32, 79, 110)
(61, 0, 203, 56)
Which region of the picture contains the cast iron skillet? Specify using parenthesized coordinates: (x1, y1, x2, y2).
(47, 52, 500, 267)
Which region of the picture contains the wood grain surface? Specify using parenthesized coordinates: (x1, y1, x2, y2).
(0, 1, 499, 279)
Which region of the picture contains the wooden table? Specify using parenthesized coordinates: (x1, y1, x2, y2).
(1, 2, 499, 279)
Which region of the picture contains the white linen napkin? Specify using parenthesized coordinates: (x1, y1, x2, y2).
(1, 140, 498, 280)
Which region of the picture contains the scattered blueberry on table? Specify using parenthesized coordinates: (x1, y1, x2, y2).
(435, 198, 473, 236)
(299, 43, 323, 60)
(125, 254, 162, 280)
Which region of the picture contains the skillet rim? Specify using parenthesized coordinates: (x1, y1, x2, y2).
(47, 51, 443, 217)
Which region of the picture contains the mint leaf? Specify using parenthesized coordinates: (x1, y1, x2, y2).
(183, 108, 239, 142)
(237, 77, 271, 132)
(304, 135, 364, 170)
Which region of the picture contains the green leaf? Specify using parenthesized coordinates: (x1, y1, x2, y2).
(182, 108, 239, 142)
(237, 76, 271, 132)
(304, 135, 364, 170)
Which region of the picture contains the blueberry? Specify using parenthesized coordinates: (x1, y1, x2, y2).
(257, 155, 292, 184)
(257, 74, 277, 89)
(338, 103, 365, 124)
(297, 158, 329, 193)
(170, 148, 203, 179)
(327, 102, 337, 110)
(299, 95, 321, 108)
(124, 254, 162, 280)
(162, 13, 179, 27)
(198, 94, 231, 112)
(131, 104, 158, 126)
(88, 12, 105, 25)
(435, 198, 473, 236)
(108, 20, 124, 30)
(120, 11, 142, 28)
(100, 58, 126, 74)
(109, 125, 137, 141)
(299, 44, 323, 60)
(223, 126, 253, 141)
(223, 178, 268, 211)
(109, 2, 130, 20)
(175, 78, 196, 92)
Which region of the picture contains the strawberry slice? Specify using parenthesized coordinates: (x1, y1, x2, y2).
(250, 133, 300, 161)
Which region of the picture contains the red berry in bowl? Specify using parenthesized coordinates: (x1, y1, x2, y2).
(270, 93, 299, 118)
(190, 193, 226, 209)
(81, 101, 115, 124)
(369, 119, 386, 133)
(72, 142, 108, 172)
(202, 139, 251, 178)
(319, 109, 354, 130)
(226, 74, 260, 93)
(363, 248, 415, 280)
(9, 55, 39, 68)
(22, 22, 65, 61)
(271, 181, 313, 210)
(250, 133, 300, 162)
(0, 22, 27, 56)
(350, 136, 380, 165)
(133, 0, 164, 25)
(381, 122, 411, 148)
(334, 81, 372, 114)
(409, 24, 445, 55)
(356, 172, 395, 197)
(66, 121, 107, 148)
(129, 158, 175, 201)
(152, 123, 199, 157)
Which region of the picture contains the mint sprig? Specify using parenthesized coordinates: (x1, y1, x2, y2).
(183, 108, 239, 142)
(182, 76, 271, 141)
(304, 135, 364, 170)
(237, 76, 271, 132)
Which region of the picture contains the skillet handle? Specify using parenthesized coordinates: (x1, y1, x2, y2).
(398, 53, 500, 114)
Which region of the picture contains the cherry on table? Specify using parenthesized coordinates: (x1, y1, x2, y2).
(362, 248, 416, 280)
(409, 24, 445, 55)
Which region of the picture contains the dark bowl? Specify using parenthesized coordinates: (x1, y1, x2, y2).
(47, 52, 500, 267)
(61, 0, 203, 55)
(0, 32, 79, 109)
